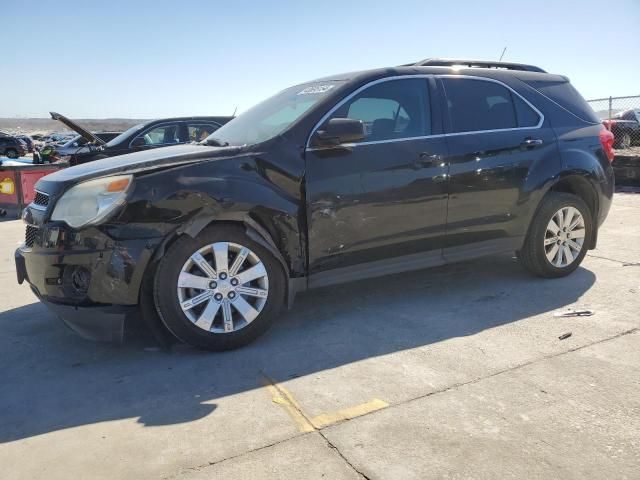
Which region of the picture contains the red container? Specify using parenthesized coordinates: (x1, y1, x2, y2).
(0, 164, 65, 217)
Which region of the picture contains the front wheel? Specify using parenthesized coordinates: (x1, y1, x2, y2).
(518, 192, 592, 278)
(153, 225, 285, 350)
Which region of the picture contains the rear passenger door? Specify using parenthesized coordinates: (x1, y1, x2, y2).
(438, 76, 559, 260)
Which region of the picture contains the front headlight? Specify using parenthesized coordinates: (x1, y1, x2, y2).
(51, 174, 133, 228)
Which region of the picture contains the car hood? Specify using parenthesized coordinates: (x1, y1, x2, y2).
(37, 144, 244, 192)
(50, 111, 106, 146)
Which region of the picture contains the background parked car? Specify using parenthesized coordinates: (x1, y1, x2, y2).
(0, 135, 27, 158)
(49, 112, 234, 165)
(43, 133, 75, 145)
(52, 132, 122, 159)
(604, 109, 640, 148)
(14, 135, 34, 153)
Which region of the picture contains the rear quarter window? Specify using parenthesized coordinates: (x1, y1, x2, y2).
(523, 79, 600, 124)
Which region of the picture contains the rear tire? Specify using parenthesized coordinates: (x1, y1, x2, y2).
(5, 149, 18, 159)
(153, 225, 285, 350)
(519, 192, 592, 278)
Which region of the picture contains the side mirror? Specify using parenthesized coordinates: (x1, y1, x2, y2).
(131, 137, 146, 148)
(313, 118, 365, 147)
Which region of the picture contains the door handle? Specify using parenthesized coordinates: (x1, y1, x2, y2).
(415, 152, 443, 168)
(520, 138, 543, 149)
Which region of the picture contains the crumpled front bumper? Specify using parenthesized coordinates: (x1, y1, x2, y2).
(15, 223, 164, 343)
(32, 285, 135, 343)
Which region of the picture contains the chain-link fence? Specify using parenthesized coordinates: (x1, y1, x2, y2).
(587, 96, 640, 151)
(587, 95, 640, 121)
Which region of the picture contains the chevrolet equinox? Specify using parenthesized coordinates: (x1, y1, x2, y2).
(16, 59, 616, 350)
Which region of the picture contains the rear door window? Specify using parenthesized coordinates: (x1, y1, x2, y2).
(442, 78, 522, 133)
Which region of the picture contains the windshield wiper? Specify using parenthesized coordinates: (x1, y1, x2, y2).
(202, 137, 230, 147)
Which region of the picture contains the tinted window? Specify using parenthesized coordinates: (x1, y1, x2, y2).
(442, 78, 518, 132)
(523, 79, 600, 124)
(327, 78, 430, 142)
(514, 95, 540, 127)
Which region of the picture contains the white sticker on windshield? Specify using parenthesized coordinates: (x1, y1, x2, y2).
(298, 85, 335, 95)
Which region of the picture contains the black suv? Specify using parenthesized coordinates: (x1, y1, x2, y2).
(0, 135, 28, 158)
(16, 59, 615, 350)
(48, 112, 234, 165)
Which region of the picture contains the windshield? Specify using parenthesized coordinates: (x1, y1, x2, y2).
(106, 123, 145, 147)
(205, 80, 344, 146)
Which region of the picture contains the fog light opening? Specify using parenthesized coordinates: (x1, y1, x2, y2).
(71, 267, 91, 295)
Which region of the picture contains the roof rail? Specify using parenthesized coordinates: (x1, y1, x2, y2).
(411, 58, 547, 73)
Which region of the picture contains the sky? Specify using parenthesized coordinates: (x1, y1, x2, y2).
(2, 0, 639, 119)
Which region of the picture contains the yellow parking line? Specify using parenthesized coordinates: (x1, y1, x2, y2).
(311, 398, 389, 429)
(263, 374, 389, 431)
(262, 376, 315, 433)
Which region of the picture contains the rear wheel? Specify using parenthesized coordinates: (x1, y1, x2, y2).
(5, 149, 18, 159)
(519, 192, 592, 278)
(154, 225, 285, 350)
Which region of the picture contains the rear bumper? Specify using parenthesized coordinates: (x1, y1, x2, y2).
(597, 164, 615, 227)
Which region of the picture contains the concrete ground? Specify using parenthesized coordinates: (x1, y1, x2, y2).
(1, 193, 639, 480)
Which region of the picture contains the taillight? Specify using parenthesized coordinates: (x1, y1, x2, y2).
(599, 128, 615, 163)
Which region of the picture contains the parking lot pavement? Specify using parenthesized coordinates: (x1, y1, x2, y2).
(0, 193, 639, 480)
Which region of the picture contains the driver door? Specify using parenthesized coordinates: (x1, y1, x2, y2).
(305, 77, 449, 285)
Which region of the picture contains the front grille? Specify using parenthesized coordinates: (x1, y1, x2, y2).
(33, 191, 50, 207)
(25, 225, 38, 247)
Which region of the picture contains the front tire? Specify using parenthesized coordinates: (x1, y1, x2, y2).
(154, 225, 285, 350)
(519, 192, 592, 278)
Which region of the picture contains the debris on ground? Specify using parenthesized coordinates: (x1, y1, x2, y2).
(558, 332, 573, 340)
(553, 309, 595, 318)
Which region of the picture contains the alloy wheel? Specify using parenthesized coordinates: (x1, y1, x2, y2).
(544, 206, 586, 268)
(177, 242, 269, 333)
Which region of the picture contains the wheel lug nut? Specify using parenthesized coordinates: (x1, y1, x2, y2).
(214, 293, 223, 301)
(209, 281, 217, 289)
(219, 272, 227, 280)
(228, 291, 236, 299)
(230, 278, 238, 286)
